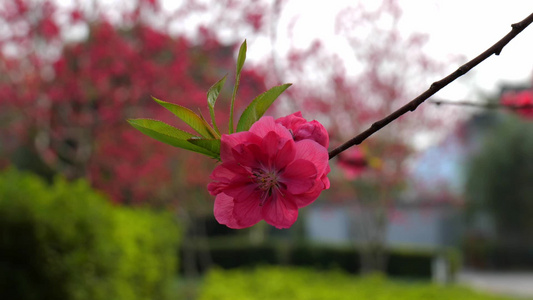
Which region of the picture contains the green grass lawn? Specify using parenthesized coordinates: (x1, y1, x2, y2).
(196, 267, 524, 300)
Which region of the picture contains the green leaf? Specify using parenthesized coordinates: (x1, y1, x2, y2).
(187, 138, 221, 158)
(236, 83, 292, 132)
(127, 119, 218, 158)
(207, 75, 228, 135)
(236, 40, 247, 75)
(229, 40, 247, 134)
(153, 97, 219, 139)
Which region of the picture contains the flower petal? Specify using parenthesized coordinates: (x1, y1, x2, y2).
(232, 195, 263, 228)
(208, 162, 252, 196)
(290, 181, 323, 208)
(249, 116, 293, 140)
(321, 165, 331, 189)
(261, 131, 282, 164)
(275, 111, 306, 132)
(273, 138, 295, 170)
(262, 192, 298, 229)
(220, 131, 261, 162)
(224, 181, 259, 202)
(281, 159, 317, 195)
(291, 166, 330, 208)
(260, 131, 294, 169)
(294, 120, 329, 148)
(213, 193, 241, 229)
(231, 143, 263, 169)
(210, 161, 248, 181)
(293, 139, 329, 175)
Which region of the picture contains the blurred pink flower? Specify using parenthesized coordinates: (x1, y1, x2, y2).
(501, 90, 533, 119)
(337, 147, 367, 179)
(208, 116, 330, 229)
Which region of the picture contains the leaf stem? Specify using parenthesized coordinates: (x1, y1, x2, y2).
(229, 40, 247, 134)
(328, 12, 533, 160)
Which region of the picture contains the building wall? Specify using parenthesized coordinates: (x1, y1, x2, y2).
(305, 203, 462, 248)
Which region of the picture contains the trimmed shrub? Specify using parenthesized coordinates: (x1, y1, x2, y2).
(199, 267, 516, 300)
(0, 168, 180, 300)
(112, 208, 181, 300)
(387, 250, 432, 278)
(188, 238, 455, 279)
(209, 244, 278, 270)
(288, 244, 360, 273)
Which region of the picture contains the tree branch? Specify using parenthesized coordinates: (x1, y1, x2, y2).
(430, 99, 533, 110)
(328, 12, 533, 160)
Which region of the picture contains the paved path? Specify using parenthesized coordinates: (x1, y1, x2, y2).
(458, 270, 533, 298)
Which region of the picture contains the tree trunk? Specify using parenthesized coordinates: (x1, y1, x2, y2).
(353, 203, 389, 274)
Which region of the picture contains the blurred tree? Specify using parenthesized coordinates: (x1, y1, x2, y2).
(465, 115, 533, 248)
(0, 0, 267, 204)
(0, 0, 268, 276)
(328, 136, 414, 273)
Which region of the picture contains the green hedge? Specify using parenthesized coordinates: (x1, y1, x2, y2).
(0, 168, 180, 300)
(184, 238, 459, 279)
(199, 267, 516, 300)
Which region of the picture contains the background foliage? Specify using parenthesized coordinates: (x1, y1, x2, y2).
(465, 114, 533, 247)
(199, 267, 517, 300)
(0, 0, 267, 206)
(0, 168, 180, 300)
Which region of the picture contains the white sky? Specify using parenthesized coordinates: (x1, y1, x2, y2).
(272, 0, 533, 101)
(403, 1, 533, 99)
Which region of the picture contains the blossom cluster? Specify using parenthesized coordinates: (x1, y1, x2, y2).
(208, 112, 330, 229)
(127, 38, 330, 229)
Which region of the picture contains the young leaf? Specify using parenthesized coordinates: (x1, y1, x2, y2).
(187, 138, 221, 158)
(236, 83, 292, 132)
(235, 40, 247, 75)
(152, 97, 219, 139)
(127, 119, 219, 158)
(229, 40, 247, 134)
(207, 75, 228, 135)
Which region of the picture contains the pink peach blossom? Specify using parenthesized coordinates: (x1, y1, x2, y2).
(275, 111, 329, 148)
(208, 116, 330, 229)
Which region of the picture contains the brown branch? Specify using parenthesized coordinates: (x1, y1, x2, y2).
(430, 99, 533, 110)
(328, 12, 533, 160)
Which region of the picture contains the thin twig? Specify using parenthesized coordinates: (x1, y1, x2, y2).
(430, 99, 533, 110)
(328, 12, 533, 160)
